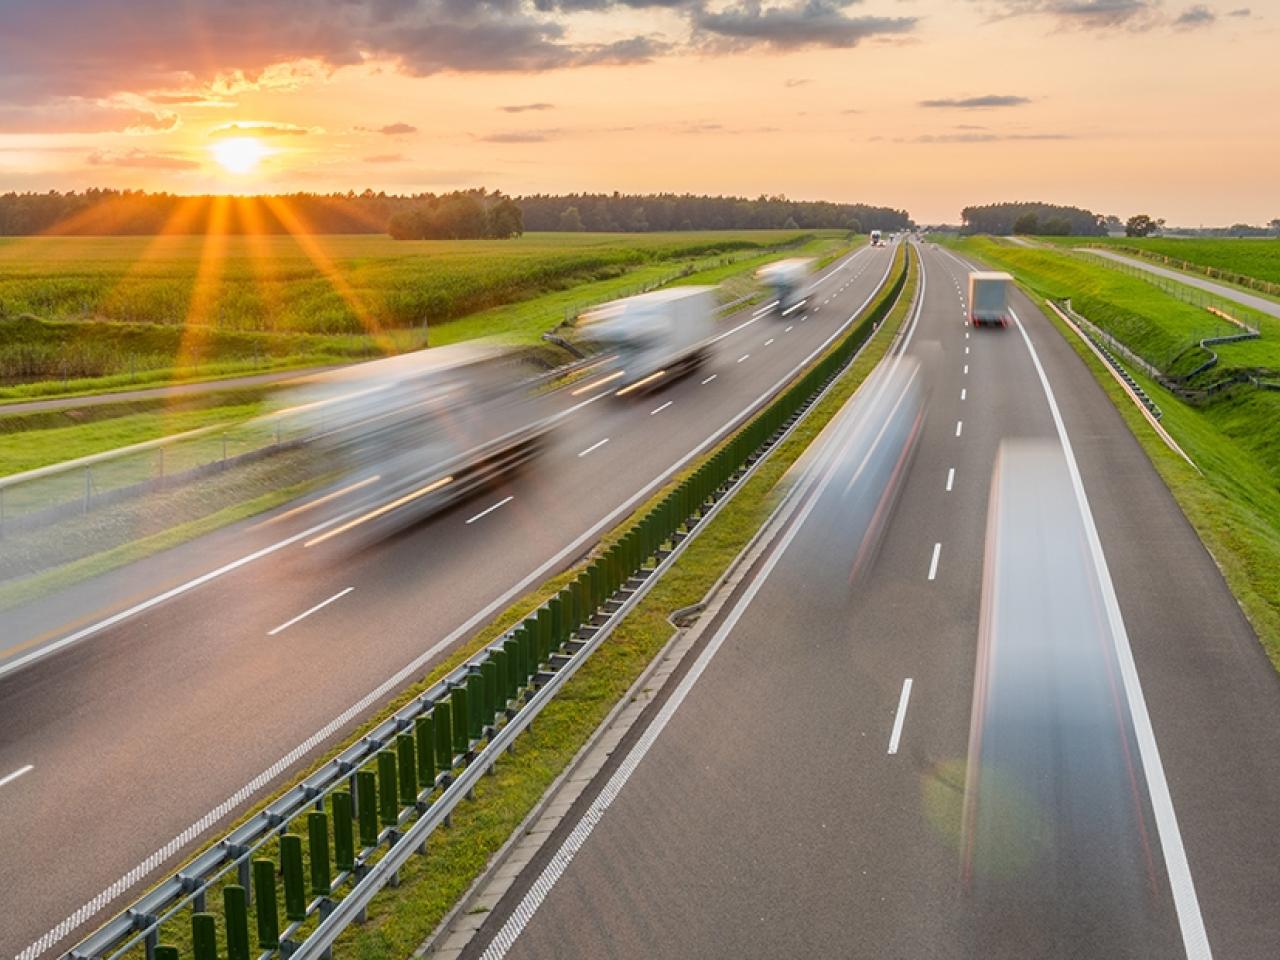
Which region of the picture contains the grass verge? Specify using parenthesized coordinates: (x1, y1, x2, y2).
(105, 245, 912, 960)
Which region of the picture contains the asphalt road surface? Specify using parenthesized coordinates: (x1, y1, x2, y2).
(0, 242, 898, 960)
(464, 242, 1280, 960)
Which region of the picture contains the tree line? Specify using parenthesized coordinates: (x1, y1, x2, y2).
(0, 188, 912, 238)
(962, 202, 1107, 237)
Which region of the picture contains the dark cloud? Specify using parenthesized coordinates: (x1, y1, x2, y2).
(693, 1, 917, 49)
(209, 122, 310, 138)
(1174, 4, 1215, 26)
(920, 94, 1033, 108)
(86, 148, 198, 169)
(500, 103, 555, 112)
(1227, 7, 1251, 15)
(904, 132, 1073, 143)
(363, 153, 407, 163)
(476, 129, 559, 143)
(975, 0, 1159, 29)
(366, 122, 418, 134)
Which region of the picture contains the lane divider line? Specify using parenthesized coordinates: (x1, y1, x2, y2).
(576, 438, 610, 458)
(267, 587, 354, 638)
(700, 375, 717, 386)
(887, 679, 914, 755)
(465, 496, 514, 525)
(946, 468, 955, 492)
(928, 542, 941, 580)
(649, 401, 674, 416)
(955, 420, 963, 437)
(0, 765, 33, 790)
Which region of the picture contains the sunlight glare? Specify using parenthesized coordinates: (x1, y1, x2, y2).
(213, 137, 268, 174)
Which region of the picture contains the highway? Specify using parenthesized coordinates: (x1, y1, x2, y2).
(461, 242, 1280, 959)
(0, 242, 898, 959)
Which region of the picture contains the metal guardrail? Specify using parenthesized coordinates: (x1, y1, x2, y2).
(61, 247, 910, 960)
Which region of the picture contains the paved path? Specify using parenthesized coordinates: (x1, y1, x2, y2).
(1082, 248, 1280, 320)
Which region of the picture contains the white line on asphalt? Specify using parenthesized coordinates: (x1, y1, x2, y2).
(751, 300, 780, 318)
(1011, 308, 1212, 959)
(0, 765, 33, 789)
(955, 420, 963, 437)
(887, 679, 914, 755)
(961, 388, 967, 401)
(268, 587, 354, 637)
(465, 496, 514, 525)
(650, 400, 673, 415)
(764, 338, 775, 346)
(928, 543, 941, 580)
(946, 467, 955, 492)
(736, 354, 750, 363)
(965, 332, 970, 339)
(964, 364, 969, 375)
(965, 346, 970, 355)
(785, 325, 793, 333)
(577, 437, 610, 458)
(700, 374, 717, 385)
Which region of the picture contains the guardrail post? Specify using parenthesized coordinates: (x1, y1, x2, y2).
(191, 914, 217, 960)
(224, 885, 250, 960)
(466, 672, 485, 739)
(252, 859, 279, 949)
(434, 703, 453, 772)
(452, 686, 470, 754)
(377, 750, 399, 828)
(481, 661, 499, 724)
(333, 791, 355, 872)
(503, 638, 520, 701)
(491, 649, 509, 709)
(280, 834, 306, 921)
(308, 811, 331, 897)
(396, 733, 417, 805)
(356, 770, 379, 848)
(415, 715, 435, 789)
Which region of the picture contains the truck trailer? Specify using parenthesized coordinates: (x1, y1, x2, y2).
(870, 229, 883, 247)
(756, 258, 814, 315)
(580, 286, 718, 394)
(968, 271, 1014, 327)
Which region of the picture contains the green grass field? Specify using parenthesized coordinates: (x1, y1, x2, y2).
(1040, 235, 1280, 287)
(948, 237, 1280, 377)
(0, 230, 834, 393)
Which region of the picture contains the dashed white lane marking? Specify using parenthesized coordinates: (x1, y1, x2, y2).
(965, 346, 970, 355)
(267, 587, 354, 637)
(700, 374, 717, 385)
(965, 331, 970, 339)
(0, 765, 33, 789)
(887, 679, 914, 755)
(928, 543, 942, 581)
(736, 354, 750, 363)
(955, 420, 963, 437)
(764, 338, 775, 346)
(964, 364, 969, 375)
(577, 437, 610, 458)
(465, 495, 514, 525)
(961, 388, 967, 401)
(785, 325, 793, 333)
(946, 467, 955, 492)
(650, 400, 674, 415)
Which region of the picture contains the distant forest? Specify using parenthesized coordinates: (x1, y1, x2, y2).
(0, 188, 912, 237)
(961, 202, 1107, 237)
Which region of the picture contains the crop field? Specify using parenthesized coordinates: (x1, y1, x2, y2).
(1041, 235, 1280, 288)
(948, 237, 1280, 375)
(0, 229, 826, 392)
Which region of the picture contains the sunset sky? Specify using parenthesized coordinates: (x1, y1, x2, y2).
(0, 0, 1276, 225)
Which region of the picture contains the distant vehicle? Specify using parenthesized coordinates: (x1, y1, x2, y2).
(968, 271, 1014, 327)
(280, 343, 556, 545)
(870, 229, 883, 247)
(756, 257, 814, 315)
(580, 286, 717, 394)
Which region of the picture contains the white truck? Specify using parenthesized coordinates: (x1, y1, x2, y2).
(870, 229, 883, 247)
(580, 286, 718, 395)
(968, 271, 1014, 327)
(280, 343, 557, 546)
(756, 258, 814, 315)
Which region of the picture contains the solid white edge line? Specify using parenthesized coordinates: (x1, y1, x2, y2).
(887, 678, 914, 755)
(0, 764, 34, 789)
(927, 542, 941, 580)
(267, 587, 355, 637)
(946, 467, 955, 492)
(649, 400, 673, 416)
(21, 243, 899, 960)
(465, 496, 515, 525)
(1010, 307, 1211, 958)
(576, 437, 610, 458)
(480, 244, 926, 960)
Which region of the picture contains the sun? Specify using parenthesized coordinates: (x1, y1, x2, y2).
(212, 137, 268, 174)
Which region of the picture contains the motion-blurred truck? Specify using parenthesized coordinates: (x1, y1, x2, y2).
(968, 271, 1014, 327)
(756, 258, 814, 315)
(280, 342, 557, 546)
(580, 286, 717, 394)
(870, 229, 883, 247)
